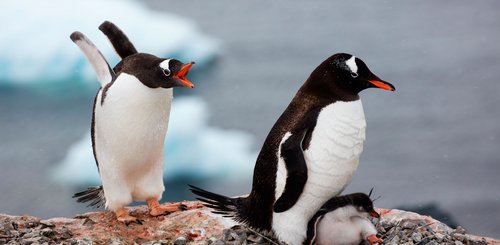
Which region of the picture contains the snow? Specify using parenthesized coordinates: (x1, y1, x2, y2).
(51, 96, 256, 186)
(0, 0, 219, 84)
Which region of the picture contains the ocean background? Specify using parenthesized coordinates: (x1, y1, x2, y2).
(1, 0, 499, 239)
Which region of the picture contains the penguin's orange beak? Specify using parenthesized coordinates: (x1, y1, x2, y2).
(369, 210, 380, 218)
(174, 62, 195, 88)
(368, 79, 395, 91)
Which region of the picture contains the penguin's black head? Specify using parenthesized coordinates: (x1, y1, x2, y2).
(308, 53, 395, 97)
(348, 193, 380, 218)
(118, 53, 195, 89)
(157, 58, 195, 89)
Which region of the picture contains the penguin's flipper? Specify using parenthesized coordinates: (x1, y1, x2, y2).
(273, 108, 321, 213)
(273, 129, 309, 213)
(70, 31, 116, 86)
(99, 21, 138, 59)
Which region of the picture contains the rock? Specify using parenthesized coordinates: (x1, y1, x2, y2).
(412, 232, 423, 243)
(0, 203, 499, 244)
(174, 236, 187, 245)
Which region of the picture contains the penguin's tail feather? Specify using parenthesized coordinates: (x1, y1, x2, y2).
(189, 185, 245, 220)
(72, 186, 105, 209)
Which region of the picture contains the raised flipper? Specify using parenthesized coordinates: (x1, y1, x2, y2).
(273, 108, 321, 213)
(99, 21, 138, 59)
(70, 31, 116, 86)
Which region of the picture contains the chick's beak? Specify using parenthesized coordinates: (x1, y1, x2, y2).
(173, 62, 195, 88)
(369, 210, 380, 218)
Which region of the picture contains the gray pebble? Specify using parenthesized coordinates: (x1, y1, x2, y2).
(412, 233, 423, 243)
(59, 227, 73, 240)
(454, 226, 466, 234)
(40, 228, 54, 237)
(82, 218, 95, 226)
(435, 233, 445, 241)
(454, 241, 464, 245)
(452, 233, 466, 241)
(76, 237, 93, 245)
(206, 237, 218, 245)
(416, 237, 431, 245)
(108, 237, 122, 245)
(21, 237, 42, 245)
(174, 236, 187, 245)
(424, 241, 438, 245)
(211, 240, 226, 245)
(22, 229, 40, 239)
(402, 221, 417, 230)
(389, 235, 400, 244)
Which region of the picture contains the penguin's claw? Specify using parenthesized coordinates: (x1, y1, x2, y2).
(115, 207, 142, 225)
(148, 201, 185, 216)
(179, 203, 188, 211)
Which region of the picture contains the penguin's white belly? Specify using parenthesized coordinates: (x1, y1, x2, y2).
(94, 73, 172, 209)
(272, 100, 366, 245)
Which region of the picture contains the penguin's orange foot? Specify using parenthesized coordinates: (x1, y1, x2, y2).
(366, 234, 383, 244)
(147, 198, 186, 216)
(115, 208, 142, 225)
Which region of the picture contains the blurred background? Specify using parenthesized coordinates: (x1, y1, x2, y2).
(1, 0, 499, 239)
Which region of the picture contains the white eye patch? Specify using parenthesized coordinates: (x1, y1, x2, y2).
(159, 59, 171, 76)
(345, 56, 358, 74)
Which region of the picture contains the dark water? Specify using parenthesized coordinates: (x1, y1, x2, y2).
(1, 0, 499, 239)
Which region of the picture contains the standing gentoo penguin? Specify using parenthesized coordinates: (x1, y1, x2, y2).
(190, 53, 394, 244)
(70, 22, 195, 224)
(305, 193, 383, 245)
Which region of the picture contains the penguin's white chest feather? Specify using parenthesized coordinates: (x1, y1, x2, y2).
(94, 73, 172, 208)
(272, 100, 366, 245)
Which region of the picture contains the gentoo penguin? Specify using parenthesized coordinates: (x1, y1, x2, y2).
(190, 53, 394, 244)
(70, 22, 195, 224)
(305, 193, 383, 245)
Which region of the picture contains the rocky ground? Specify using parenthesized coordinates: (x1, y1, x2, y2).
(0, 201, 498, 245)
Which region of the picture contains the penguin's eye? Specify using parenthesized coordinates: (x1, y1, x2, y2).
(350, 72, 358, 78)
(159, 59, 172, 77)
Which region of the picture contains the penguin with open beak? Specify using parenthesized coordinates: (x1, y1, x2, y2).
(70, 21, 194, 224)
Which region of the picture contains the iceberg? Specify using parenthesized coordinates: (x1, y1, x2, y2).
(0, 0, 219, 85)
(51, 96, 256, 186)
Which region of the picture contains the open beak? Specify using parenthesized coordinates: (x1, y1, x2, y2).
(173, 62, 195, 88)
(368, 77, 395, 91)
(369, 210, 380, 218)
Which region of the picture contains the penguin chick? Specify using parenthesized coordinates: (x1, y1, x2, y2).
(70, 22, 194, 224)
(191, 53, 394, 245)
(306, 193, 383, 245)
